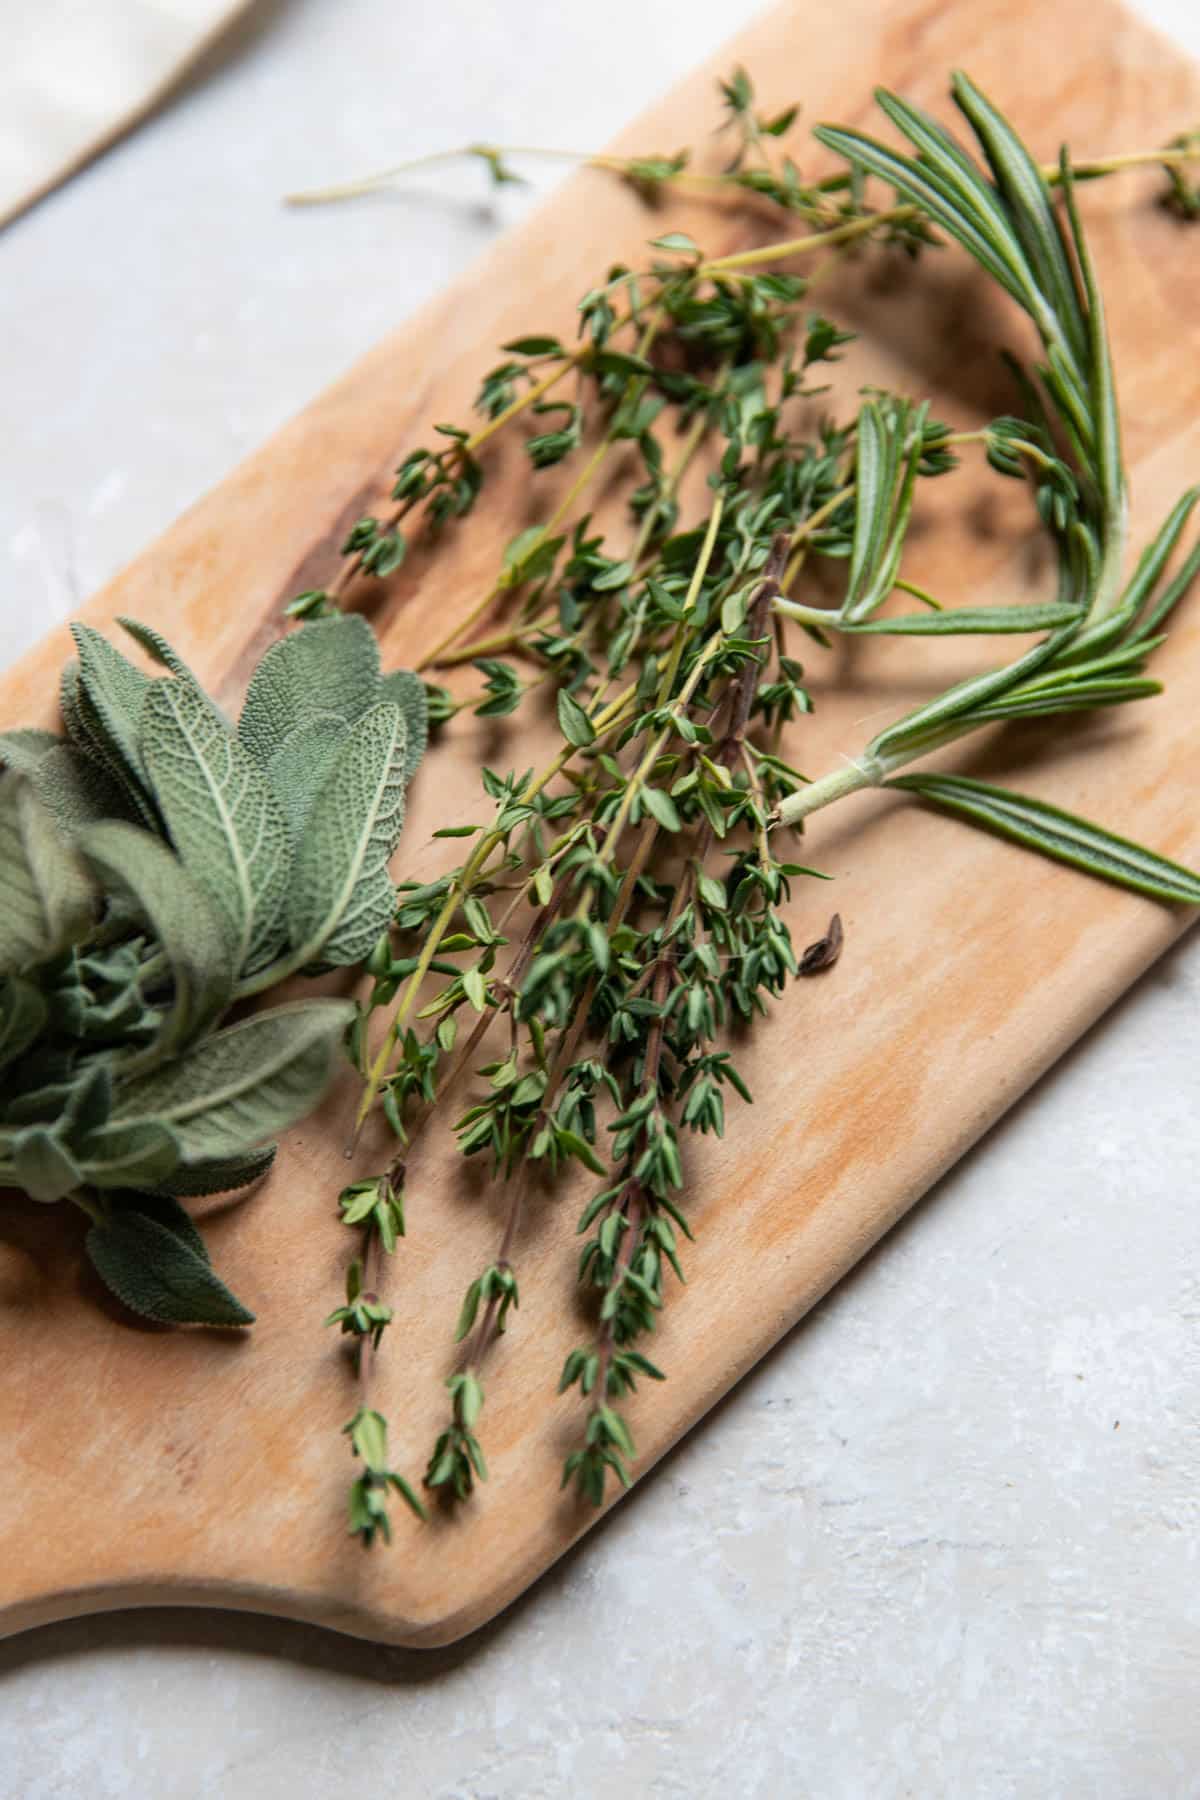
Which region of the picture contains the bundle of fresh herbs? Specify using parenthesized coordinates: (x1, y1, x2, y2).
(0, 615, 426, 1323)
(296, 72, 1200, 1542)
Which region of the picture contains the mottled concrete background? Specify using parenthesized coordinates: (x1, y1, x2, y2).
(2, 2, 1199, 1793)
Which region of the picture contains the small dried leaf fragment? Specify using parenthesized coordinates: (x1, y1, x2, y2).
(799, 912, 844, 974)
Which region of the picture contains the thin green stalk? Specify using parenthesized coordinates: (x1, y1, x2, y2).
(356, 681, 638, 1127)
(655, 492, 724, 703)
(418, 312, 665, 672)
(699, 206, 916, 275)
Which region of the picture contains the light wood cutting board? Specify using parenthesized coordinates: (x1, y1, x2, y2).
(3, 0, 1200, 1648)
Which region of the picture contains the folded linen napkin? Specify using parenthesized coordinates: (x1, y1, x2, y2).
(1, 0, 252, 229)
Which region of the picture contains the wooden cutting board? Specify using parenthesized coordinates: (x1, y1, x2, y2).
(3, 0, 1200, 1649)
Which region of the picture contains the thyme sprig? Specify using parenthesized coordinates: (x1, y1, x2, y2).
(287, 80, 1200, 222)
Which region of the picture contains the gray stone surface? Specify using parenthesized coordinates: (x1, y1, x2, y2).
(2, 2, 1200, 1794)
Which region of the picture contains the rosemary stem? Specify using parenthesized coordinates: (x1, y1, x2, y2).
(772, 598, 843, 629)
(773, 753, 887, 826)
(772, 714, 997, 830)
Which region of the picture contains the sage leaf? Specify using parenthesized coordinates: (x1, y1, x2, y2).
(110, 998, 352, 1161)
(379, 668, 429, 783)
(12, 1126, 82, 1203)
(5, 1079, 78, 1126)
(265, 712, 352, 841)
(109, 1190, 211, 1263)
(0, 771, 95, 976)
(0, 728, 60, 775)
(116, 618, 213, 694)
(141, 680, 291, 975)
(890, 772, 1200, 904)
(238, 614, 381, 764)
(0, 977, 47, 1072)
(59, 661, 157, 827)
(76, 1120, 182, 1190)
(81, 820, 236, 1059)
(34, 742, 140, 835)
(69, 622, 153, 784)
(287, 702, 407, 970)
(144, 1143, 277, 1198)
(85, 1209, 253, 1326)
(61, 1061, 113, 1139)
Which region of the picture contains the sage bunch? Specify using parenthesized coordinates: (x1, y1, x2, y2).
(0, 614, 427, 1323)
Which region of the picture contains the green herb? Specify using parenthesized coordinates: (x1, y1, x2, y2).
(302, 67, 1199, 1536)
(0, 614, 427, 1328)
(7, 65, 1197, 1554)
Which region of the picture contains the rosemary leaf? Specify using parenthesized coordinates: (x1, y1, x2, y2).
(890, 773, 1200, 903)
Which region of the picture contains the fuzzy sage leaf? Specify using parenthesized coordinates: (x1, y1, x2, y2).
(80, 820, 236, 1063)
(86, 1207, 254, 1327)
(238, 613, 382, 764)
(110, 999, 353, 1162)
(146, 1144, 278, 1198)
(141, 680, 292, 977)
(283, 701, 408, 973)
(0, 771, 95, 976)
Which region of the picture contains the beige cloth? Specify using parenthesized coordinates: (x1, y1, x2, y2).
(0, 0, 252, 229)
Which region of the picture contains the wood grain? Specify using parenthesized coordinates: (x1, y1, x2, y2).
(3, 0, 1200, 1647)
